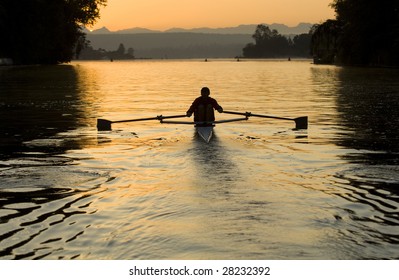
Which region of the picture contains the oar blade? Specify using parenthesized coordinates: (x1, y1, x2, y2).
(294, 116, 308, 130)
(97, 119, 112, 131)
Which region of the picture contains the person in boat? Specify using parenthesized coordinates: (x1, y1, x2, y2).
(186, 87, 223, 123)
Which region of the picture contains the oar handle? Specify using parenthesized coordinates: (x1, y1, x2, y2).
(112, 116, 159, 123)
(249, 113, 293, 121)
(161, 114, 188, 120)
(213, 117, 248, 124)
(161, 117, 248, 125)
(223, 110, 251, 117)
(223, 110, 293, 121)
(112, 114, 187, 124)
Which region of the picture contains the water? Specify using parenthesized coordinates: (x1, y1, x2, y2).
(0, 60, 399, 259)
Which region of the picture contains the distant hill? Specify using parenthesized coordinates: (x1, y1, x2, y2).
(86, 23, 313, 35)
(82, 23, 313, 59)
(85, 33, 252, 59)
(164, 23, 313, 35)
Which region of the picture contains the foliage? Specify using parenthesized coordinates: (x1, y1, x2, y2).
(0, 0, 107, 65)
(291, 33, 313, 57)
(310, 20, 342, 64)
(78, 43, 135, 60)
(242, 24, 312, 58)
(311, 0, 399, 66)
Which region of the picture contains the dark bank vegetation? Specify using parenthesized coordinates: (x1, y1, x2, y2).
(0, 0, 107, 65)
(245, 1, 399, 67)
(242, 24, 313, 58)
(311, 0, 399, 67)
(78, 43, 135, 60)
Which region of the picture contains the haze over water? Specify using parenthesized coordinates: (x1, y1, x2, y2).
(0, 60, 398, 259)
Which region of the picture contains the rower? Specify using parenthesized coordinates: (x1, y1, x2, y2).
(186, 87, 223, 125)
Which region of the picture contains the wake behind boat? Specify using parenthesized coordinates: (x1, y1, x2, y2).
(97, 111, 308, 143)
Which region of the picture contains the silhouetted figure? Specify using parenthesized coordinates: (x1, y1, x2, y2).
(186, 87, 223, 122)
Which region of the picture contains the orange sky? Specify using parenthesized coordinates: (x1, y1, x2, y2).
(90, 0, 335, 31)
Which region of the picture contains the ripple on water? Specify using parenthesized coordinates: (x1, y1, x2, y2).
(0, 156, 113, 259)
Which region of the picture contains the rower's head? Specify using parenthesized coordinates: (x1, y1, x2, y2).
(201, 87, 210, 98)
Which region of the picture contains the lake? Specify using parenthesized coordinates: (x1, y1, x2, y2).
(0, 59, 398, 259)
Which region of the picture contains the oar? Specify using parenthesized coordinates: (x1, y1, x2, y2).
(97, 114, 187, 131)
(223, 111, 308, 129)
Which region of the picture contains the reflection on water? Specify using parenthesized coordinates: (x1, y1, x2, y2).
(335, 67, 399, 160)
(0, 65, 98, 158)
(1, 60, 399, 259)
(190, 132, 240, 185)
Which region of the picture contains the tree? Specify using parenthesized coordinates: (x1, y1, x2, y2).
(78, 43, 135, 60)
(127, 47, 135, 57)
(292, 33, 313, 57)
(243, 24, 312, 58)
(243, 24, 290, 58)
(313, 0, 399, 66)
(116, 43, 126, 55)
(0, 0, 107, 65)
(310, 20, 342, 64)
(0, 3, 6, 58)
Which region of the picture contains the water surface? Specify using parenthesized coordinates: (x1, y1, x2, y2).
(0, 60, 398, 259)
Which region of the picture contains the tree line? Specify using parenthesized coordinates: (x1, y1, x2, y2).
(0, 0, 107, 65)
(311, 0, 399, 66)
(242, 24, 312, 58)
(78, 43, 135, 60)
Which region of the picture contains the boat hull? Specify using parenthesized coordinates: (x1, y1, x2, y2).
(196, 126, 213, 143)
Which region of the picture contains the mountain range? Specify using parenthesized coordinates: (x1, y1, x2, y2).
(86, 23, 313, 35)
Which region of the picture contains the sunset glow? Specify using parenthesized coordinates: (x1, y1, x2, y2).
(90, 0, 335, 31)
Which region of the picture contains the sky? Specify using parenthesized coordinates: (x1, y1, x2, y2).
(90, 0, 335, 31)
